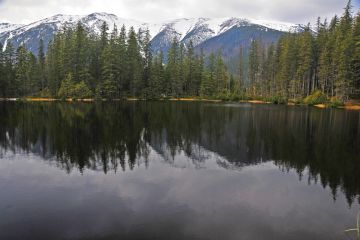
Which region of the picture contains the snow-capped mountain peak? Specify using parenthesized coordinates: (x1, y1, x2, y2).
(0, 12, 306, 61)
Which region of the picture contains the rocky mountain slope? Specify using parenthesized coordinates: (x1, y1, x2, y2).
(0, 13, 305, 61)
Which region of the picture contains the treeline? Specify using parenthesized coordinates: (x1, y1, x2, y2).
(0, 22, 228, 99)
(244, 1, 360, 102)
(0, 1, 359, 102)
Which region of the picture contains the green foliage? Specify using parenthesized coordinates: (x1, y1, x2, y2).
(303, 91, 328, 105)
(72, 81, 93, 99)
(35, 88, 52, 98)
(58, 73, 93, 99)
(200, 72, 216, 97)
(215, 90, 232, 101)
(58, 73, 75, 98)
(266, 96, 288, 105)
(0, 1, 359, 102)
(328, 97, 344, 108)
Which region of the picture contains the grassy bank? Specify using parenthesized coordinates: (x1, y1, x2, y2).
(1, 96, 359, 110)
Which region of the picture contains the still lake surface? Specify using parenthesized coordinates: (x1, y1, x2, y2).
(0, 101, 359, 240)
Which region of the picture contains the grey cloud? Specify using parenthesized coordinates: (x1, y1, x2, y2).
(0, 0, 356, 24)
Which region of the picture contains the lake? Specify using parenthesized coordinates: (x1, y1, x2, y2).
(0, 101, 359, 240)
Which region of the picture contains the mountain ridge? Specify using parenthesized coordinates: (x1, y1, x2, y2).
(0, 12, 306, 65)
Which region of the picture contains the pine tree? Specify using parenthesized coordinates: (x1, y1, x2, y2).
(334, 0, 353, 100)
(196, 49, 205, 96)
(184, 41, 197, 96)
(116, 25, 128, 95)
(14, 45, 30, 96)
(200, 52, 217, 97)
(236, 46, 245, 94)
(150, 52, 165, 98)
(295, 28, 314, 98)
(200, 72, 212, 97)
(98, 43, 117, 99)
(215, 51, 228, 93)
(0, 43, 5, 97)
(127, 27, 143, 97)
(167, 38, 181, 97)
(319, 16, 338, 97)
(142, 29, 152, 98)
(46, 33, 64, 96)
(100, 21, 109, 51)
(27, 52, 39, 95)
(276, 35, 298, 99)
(3, 41, 16, 97)
(38, 39, 46, 91)
(352, 11, 360, 97)
(248, 40, 260, 96)
(72, 22, 92, 85)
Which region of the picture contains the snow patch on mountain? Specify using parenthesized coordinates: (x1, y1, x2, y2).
(81, 12, 146, 34)
(1, 14, 303, 41)
(0, 13, 306, 55)
(0, 23, 24, 34)
(249, 18, 303, 32)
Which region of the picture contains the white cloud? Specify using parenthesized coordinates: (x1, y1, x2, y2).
(0, 0, 357, 24)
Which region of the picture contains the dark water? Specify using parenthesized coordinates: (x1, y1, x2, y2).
(0, 102, 359, 240)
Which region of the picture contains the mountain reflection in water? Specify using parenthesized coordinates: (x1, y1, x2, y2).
(0, 102, 359, 205)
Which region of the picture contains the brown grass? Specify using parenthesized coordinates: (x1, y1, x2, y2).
(343, 105, 360, 110)
(168, 98, 221, 102)
(26, 98, 57, 102)
(169, 98, 198, 101)
(0, 97, 359, 111)
(341, 102, 360, 111)
(126, 98, 140, 101)
(314, 104, 327, 109)
(239, 100, 271, 104)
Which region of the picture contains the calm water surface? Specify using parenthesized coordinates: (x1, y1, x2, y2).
(0, 102, 359, 240)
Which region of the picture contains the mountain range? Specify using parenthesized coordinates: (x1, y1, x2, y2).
(0, 12, 306, 63)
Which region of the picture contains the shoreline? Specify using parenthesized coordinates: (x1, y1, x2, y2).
(1, 97, 359, 110)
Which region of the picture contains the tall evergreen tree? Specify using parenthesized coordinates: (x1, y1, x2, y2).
(15, 45, 30, 96)
(38, 39, 46, 91)
(236, 46, 245, 94)
(142, 29, 152, 97)
(127, 27, 143, 96)
(353, 12, 360, 97)
(334, 0, 353, 100)
(0, 43, 5, 97)
(4, 42, 16, 97)
(167, 38, 181, 97)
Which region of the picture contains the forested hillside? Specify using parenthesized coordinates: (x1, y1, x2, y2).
(0, 1, 359, 103)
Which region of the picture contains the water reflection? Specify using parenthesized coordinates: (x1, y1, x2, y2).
(0, 101, 359, 206)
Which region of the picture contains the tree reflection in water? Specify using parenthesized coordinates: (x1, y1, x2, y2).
(0, 101, 359, 205)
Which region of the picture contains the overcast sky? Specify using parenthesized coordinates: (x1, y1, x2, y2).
(0, 0, 359, 24)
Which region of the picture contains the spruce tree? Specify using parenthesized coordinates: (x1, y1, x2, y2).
(236, 46, 245, 94)
(38, 39, 46, 91)
(115, 25, 128, 95)
(167, 38, 181, 97)
(0, 43, 5, 97)
(127, 27, 143, 97)
(352, 11, 360, 97)
(249, 40, 260, 96)
(142, 29, 152, 98)
(3, 41, 15, 97)
(334, 0, 353, 100)
(15, 45, 29, 96)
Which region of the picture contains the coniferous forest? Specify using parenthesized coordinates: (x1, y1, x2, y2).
(0, 2, 359, 103)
